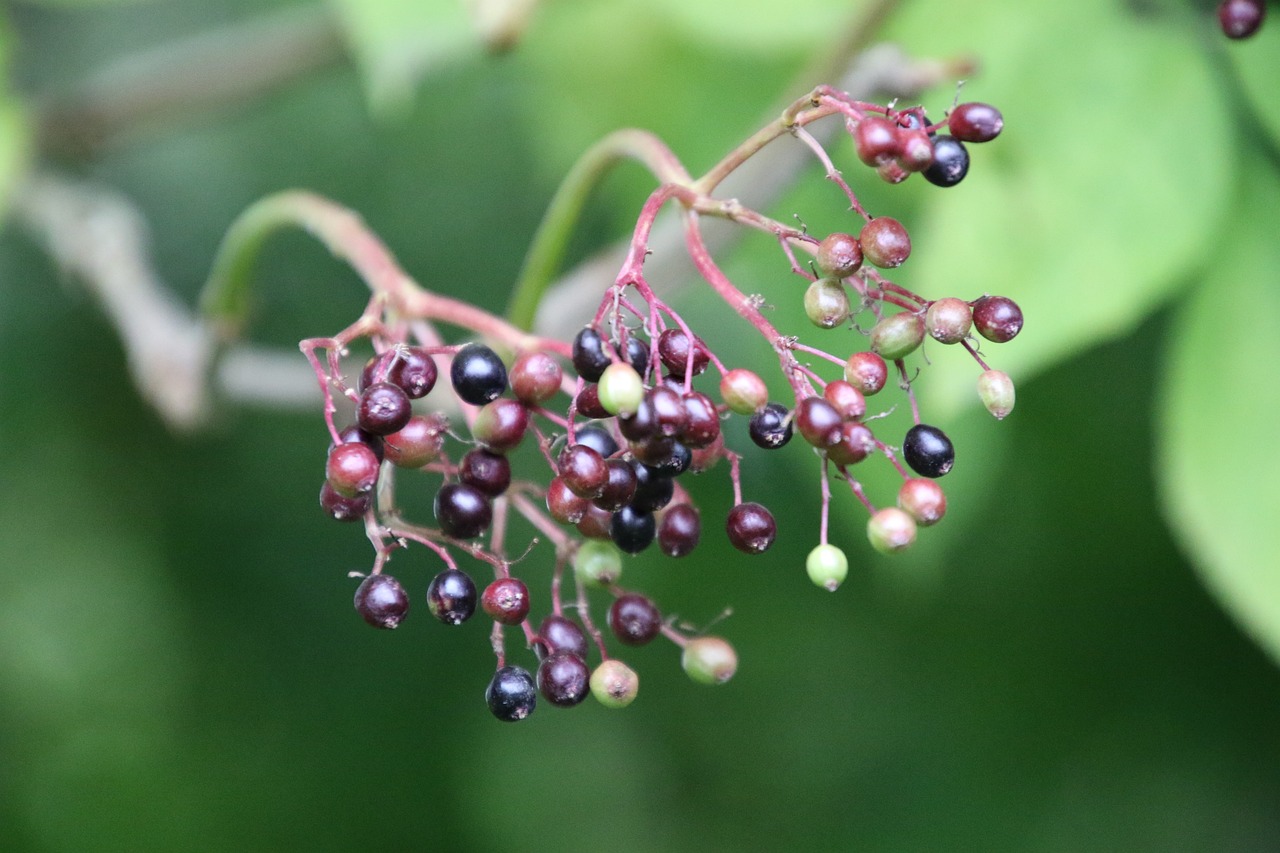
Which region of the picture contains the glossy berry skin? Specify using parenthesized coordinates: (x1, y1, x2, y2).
(859, 217, 911, 268)
(948, 103, 1003, 143)
(972, 296, 1024, 343)
(546, 476, 589, 523)
(433, 482, 493, 539)
(795, 396, 843, 449)
(658, 503, 701, 557)
(642, 441, 691, 479)
(486, 665, 537, 722)
(320, 480, 371, 522)
(844, 351, 889, 396)
(537, 652, 591, 707)
(451, 343, 508, 405)
(383, 414, 448, 468)
(726, 502, 776, 554)
(559, 444, 608, 500)
(334, 425, 384, 462)
(357, 382, 412, 436)
(816, 232, 862, 278)
(898, 478, 947, 526)
(353, 574, 409, 629)
(510, 350, 562, 405)
(682, 636, 737, 685)
(806, 544, 849, 592)
(720, 368, 769, 415)
(471, 398, 529, 453)
(1219, 0, 1264, 38)
(575, 384, 611, 419)
(608, 594, 662, 646)
(610, 505, 656, 554)
(537, 614, 589, 659)
(923, 135, 969, 188)
(902, 424, 955, 478)
(823, 380, 866, 421)
(594, 459, 638, 513)
(459, 448, 512, 497)
(827, 421, 876, 467)
(869, 312, 925, 362)
(326, 442, 380, 497)
(575, 425, 620, 460)
(657, 328, 710, 377)
(623, 336, 650, 377)
(630, 460, 675, 512)
(749, 403, 793, 449)
(426, 568, 477, 625)
(681, 392, 721, 448)
(481, 577, 530, 625)
(572, 327, 611, 382)
(854, 115, 899, 166)
(387, 346, 438, 398)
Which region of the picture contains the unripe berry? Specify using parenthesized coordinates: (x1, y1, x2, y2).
(510, 350, 563, 405)
(481, 577, 530, 625)
(657, 328, 710, 377)
(876, 160, 909, 185)
(720, 368, 769, 415)
(867, 506, 917, 554)
(896, 130, 934, 172)
(597, 362, 645, 416)
(804, 279, 851, 329)
(859, 217, 911, 268)
(326, 442, 380, 497)
(898, 478, 946, 526)
(573, 539, 623, 588)
(925, 297, 973, 345)
(682, 636, 738, 685)
(383, 413, 448, 468)
(948, 102, 1004, 143)
(972, 296, 1024, 343)
(823, 380, 866, 421)
(854, 115, 899, 166)
(844, 351, 888, 395)
(590, 659, 640, 708)
(806, 544, 849, 591)
(471, 397, 529, 452)
(977, 369, 1016, 420)
(815, 232, 862, 278)
(869, 312, 925, 361)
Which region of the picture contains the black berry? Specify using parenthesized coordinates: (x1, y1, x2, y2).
(450, 343, 508, 405)
(749, 403, 793, 450)
(426, 568, 477, 625)
(486, 665, 537, 722)
(572, 327, 612, 382)
(357, 382, 412, 436)
(902, 423, 955, 478)
(923, 135, 969, 188)
(434, 482, 493, 539)
(353, 574, 409, 629)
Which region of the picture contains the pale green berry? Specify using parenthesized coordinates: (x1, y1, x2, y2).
(573, 539, 622, 588)
(977, 369, 1015, 419)
(869, 312, 925, 361)
(597, 362, 644, 416)
(682, 636, 738, 685)
(803, 278, 851, 329)
(590, 659, 639, 708)
(805, 544, 849, 591)
(867, 506, 917, 554)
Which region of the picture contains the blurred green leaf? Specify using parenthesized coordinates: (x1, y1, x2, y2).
(1226, 10, 1280, 146)
(882, 0, 1232, 415)
(1158, 154, 1280, 664)
(330, 0, 475, 112)
(0, 13, 30, 219)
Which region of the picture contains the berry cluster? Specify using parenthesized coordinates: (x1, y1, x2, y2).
(1218, 0, 1266, 39)
(301, 87, 1020, 721)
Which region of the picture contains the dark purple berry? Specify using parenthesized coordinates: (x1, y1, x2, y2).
(971, 295, 1024, 343)
(902, 423, 954, 478)
(333, 425, 384, 462)
(648, 385, 688, 437)
(610, 505, 656, 554)
(510, 350, 563, 405)
(749, 403, 792, 449)
(618, 394, 658, 442)
(594, 459, 638, 512)
(434, 482, 493, 538)
(623, 336, 650, 377)
(537, 614, 589, 659)
(923, 135, 969, 188)
(486, 665, 536, 722)
(357, 382, 412, 436)
(426, 568, 477, 625)
(383, 414, 447, 468)
(320, 480, 371, 522)
(471, 397, 529, 452)
(572, 327, 611, 382)
(1219, 0, 1265, 38)
(608, 594, 662, 646)
(450, 343, 508, 405)
(353, 574, 409, 629)
(481, 577, 530, 625)
(559, 444, 608, 499)
(386, 346, 438, 398)
(547, 476, 589, 523)
(794, 396, 843, 449)
(726, 502, 776, 554)
(658, 503, 700, 557)
(657, 328, 709, 377)
(459, 448, 512, 497)
(948, 103, 1003, 143)
(575, 424, 620, 460)
(643, 441, 691, 479)
(629, 459, 675, 512)
(537, 652, 591, 707)
(681, 391, 721, 448)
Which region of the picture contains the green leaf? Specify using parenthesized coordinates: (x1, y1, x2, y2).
(1158, 155, 1280, 664)
(881, 0, 1233, 415)
(1224, 8, 1280, 147)
(0, 13, 30, 220)
(330, 0, 477, 112)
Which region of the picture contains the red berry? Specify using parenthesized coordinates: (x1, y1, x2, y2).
(854, 115, 899, 166)
(859, 217, 911, 268)
(726, 502, 776, 554)
(948, 102, 1004, 143)
(481, 577, 530, 625)
(971, 295, 1024, 343)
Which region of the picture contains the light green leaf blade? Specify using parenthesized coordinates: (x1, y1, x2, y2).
(0, 13, 30, 220)
(1224, 9, 1280, 146)
(1158, 155, 1280, 663)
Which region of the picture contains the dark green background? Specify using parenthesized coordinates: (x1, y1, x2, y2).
(3, 1, 1279, 850)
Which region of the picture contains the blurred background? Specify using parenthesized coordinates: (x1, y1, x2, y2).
(2, 0, 1279, 850)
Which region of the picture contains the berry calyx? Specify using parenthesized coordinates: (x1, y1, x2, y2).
(923, 135, 969, 188)
(573, 539, 623, 588)
(859, 217, 911, 268)
(608, 594, 662, 646)
(590, 659, 639, 708)
(451, 343, 508, 405)
(427, 568, 478, 625)
(481, 577, 530, 625)
(972, 295, 1024, 343)
(537, 652, 591, 707)
(867, 507, 918, 554)
(353, 573, 410, 628)
(948, 103, 1004, 143)
(486, 665, 537, 721)
(902, 423, 955, 478)
(726, 502, 776, 554)
(869, 312, 925, 361)
(977, 369, 1016, 420)
(815, 232, 863, 278)
(805, 544, 849, 591)
(682, 636, 737, 685)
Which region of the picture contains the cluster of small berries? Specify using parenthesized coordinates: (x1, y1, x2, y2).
(307, 90, 1019, 721)
(1218, 0, 1266, 39)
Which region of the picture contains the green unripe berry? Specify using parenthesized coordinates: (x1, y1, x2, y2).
(681, 636, 738, 685)
(924, 297, 973, 345)
(804, 279, 851, 329)
(720, 368, 768, 415)
(977, 369, 1015, 419)
(805, 544, 849, 591)
(867, 506, 917, 554)
(573, 539, 623, 588)
(869, 312, 925, 361)
(597, 362, 644, 416)
(590, 659, 639, 708)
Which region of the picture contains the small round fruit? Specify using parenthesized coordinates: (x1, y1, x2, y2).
(486, 665, 536, 722)
(720, 368, 769, 415)
(823, 380, 866, 421)
(795, 396, 844, 449)
(896, 130, 934, 172)
(426, 568, 477, 625)
(597, 362, 645, 416)
(386, 346, 438, 398)
(326, 442, 380, 497)
(867, 506, 917, 554)
(353, 574, 409, 628)
(902, 423, 955, 478)
(481, 577, 530, 625)
(657, 328, 709, 377)
(658, 503, 700, 557)
(816, 232, 862, 278)
(459, 448, 512, 497)
(575, 384, 610, 419)
(593, 459, 638, 513)
(859, 217, 911, 268)
(608, 594, 662, 646)
(575, 424, 620, 460)
(748, 402, 792, 449)
(610, 505, 656, 554)
(682, 636, 737, 685)
(537, 652, 591, 707)
(433, 482, 493, 538)
(471, 397, 529, 452)
(854, 115, 899, 166)
(450, 343, 508, 405)
(573, 539, 623, 588)
(546, 476, 589, 523)
(320, 480, 371, 522)
(383, 413, 448, 468)
(923, 134, 969, 188)
(869, 312, 925, 361)
(726, 502, 776, 554)
(559, 444, 608, 499)
(948, 102, 1004, 143)
(972, 296, 1024, 343)
(681, 391, 721, 448)
(826, 421, 875, 467)
(805, 279, 851, 329)
(629, 460, 675, 513)
(925, 297, 973, 345)
(571, 326, 611, 382)
(1219, 0, 1264, 39)
(357, 382, 412, 436)
(590, 659, 639, 708)
(537, 614, 589, 658)
(898, 478, 946, 526)
(510, 350, 563, 405)
(805, 544, 849, 592)
(844, 351, 888, 395)
(977, 369, 1016, 420)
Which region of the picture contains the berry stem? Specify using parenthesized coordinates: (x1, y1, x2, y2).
(575, 579, 609, 661)
(961, 337, 992, 371)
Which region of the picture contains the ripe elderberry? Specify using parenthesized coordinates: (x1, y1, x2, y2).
(459, 448, 512, 497)
(326, 442, 380, 497)
(353, 573, 410, 629)
(948, 103, 1003, 143)
(657, 328, 710, 377)
(594, 459, 638, 513)
(537, 614, 589, 659)
(451, 343, 508, 405)
(795, 396, 843, 449)
(320, 481, 371, 522)
(427, 568, 477, 625)
(357, 382, 412, 436)
(726, 502, 776, 554)
(575, 424, 620, 460)
(537, 652, 591, 707)
(610, 505, 656, 554)
(434, 482, 493, 539)
(972, 296, 1024, 343)
(923, 135, 969, 188)
(387, 346, 438, 398)
(749, 403, 793, 449)
(559, 444, 608, 499)
(572, 326, 611, 382)
(608, 594, 662, 646)
(658, 503, 700, 557)
(486, 665, 537, 722)
(1219, 0, 1265, 38)
(902, 424, 954, 478)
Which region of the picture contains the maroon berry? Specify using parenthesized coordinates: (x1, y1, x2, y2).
(434, 482, 493, 539)
(333, 425, 384, 462)
(681, 391, 721, 448)
(559, 444, 608, 499)
(844, 351, 888, 395)
(386, 346, 438, 398)
(658, 503, 700, 557)
(354, 574, 409, 629)
(537, 614, 589, 658)
(972, 295, 1023, 343)
(648, 385, 688, 438)
(657, 328, 709, 377)
(575, 384, 611, 419)
(546, 476, 589, 524)
(618, 393, 658, 442)
(427, 568, 477, 625)
(594, 459, 638, 512)
(537, 652, 591, 707)
(320, 480, 371, 522)
(827, 421, 875, 467)
(794, 396, 843, 449)
(948, 102, 1004, 143)
(859, 217, 911, 268)
(726, 502, 776, 554)
(481, 577, 530, 625)
(608, 594, 662, 646)
(1219, 0, 1264, 38)
(357, 382, 412, 436)
(854, 115, 899, 166)
(816, 232, 863, 278)
(326, 442, 380, 497)
(459, 448, 512, 497)
(823, 380, 866, 421)
(471, 397, 529, 452)
(510, 350, 563, 405)
(576, 503, 614, 539)
(383, 413, 448, 468)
